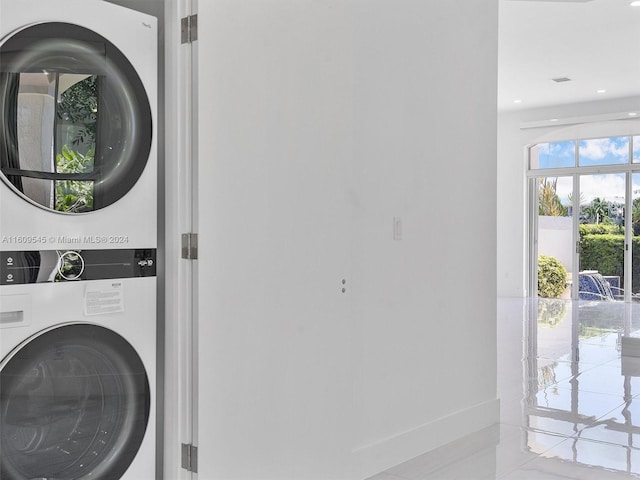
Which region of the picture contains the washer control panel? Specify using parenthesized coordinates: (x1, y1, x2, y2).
(0, 249, 156, 285)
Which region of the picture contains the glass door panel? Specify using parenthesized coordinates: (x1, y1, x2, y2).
(536, 176, 574, 299)
(632, 136, 640, 163)
(578, 173, 626, 300)
(631, 174, 640, 297)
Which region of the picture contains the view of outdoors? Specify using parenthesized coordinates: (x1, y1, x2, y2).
(533, 136, 640, 301)
(15, 72, 97, 212)
(53, 74, 97, 212)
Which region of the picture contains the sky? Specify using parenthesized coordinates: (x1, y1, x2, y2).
(535, 136, 640, 206)
(535, 137, 636, 169)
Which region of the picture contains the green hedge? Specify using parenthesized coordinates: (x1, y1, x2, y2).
(579, 234, 624, 277)
(579, 224, 623, 236)
(579, 234, 640, 291)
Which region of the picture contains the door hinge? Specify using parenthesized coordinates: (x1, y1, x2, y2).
(181, 443, 198, 473)
(181, 14, 198, 44)
(181, 233, 198, 260)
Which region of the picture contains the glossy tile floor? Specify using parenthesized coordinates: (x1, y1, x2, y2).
(368, 298, 640, 479)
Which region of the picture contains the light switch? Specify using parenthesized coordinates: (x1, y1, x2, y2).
(393, 216, 402, 241)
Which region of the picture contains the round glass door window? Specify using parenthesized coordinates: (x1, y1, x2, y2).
(0, 324, 150, 479)
(0, 22, 153, 213)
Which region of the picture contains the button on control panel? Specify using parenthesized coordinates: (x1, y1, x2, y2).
(57, 251, 85, 281)
(4, 255, 14, 284)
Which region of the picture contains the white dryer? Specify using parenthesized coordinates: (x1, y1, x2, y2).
(0, 1, 158, 479)
(0, 0, 157, 249)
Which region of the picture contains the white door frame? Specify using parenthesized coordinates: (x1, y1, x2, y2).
(163, 0, 196, 478)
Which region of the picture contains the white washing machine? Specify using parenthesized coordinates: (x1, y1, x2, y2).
(0, 259, 157, 480)
(0, 1, 158, 479)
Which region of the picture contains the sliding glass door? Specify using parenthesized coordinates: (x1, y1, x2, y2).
(529, 135, 640, 302)
(533, 176, 574, 299)
(631, 173, 640, 299)
(578, 173, 626, 300)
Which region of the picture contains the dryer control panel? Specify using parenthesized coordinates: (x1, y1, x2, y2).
(0, 249, 156, 285)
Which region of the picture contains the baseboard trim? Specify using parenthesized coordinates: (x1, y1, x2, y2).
(353, 397, 500, 480)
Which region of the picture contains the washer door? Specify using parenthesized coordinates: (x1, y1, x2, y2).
(0, 324, 150, 480)
(0, 22, 152, 213)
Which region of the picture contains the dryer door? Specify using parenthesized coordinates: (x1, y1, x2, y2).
(0, 324, 150, 480)
(0, 22, 152, 213)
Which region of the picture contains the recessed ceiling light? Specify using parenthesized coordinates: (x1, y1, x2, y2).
(629, 112, 638, 116)
(597, 89, 606, 94)
(631, 1, 640, 6)
(550, 119, 559, 122)
(514, 99, 522, 104)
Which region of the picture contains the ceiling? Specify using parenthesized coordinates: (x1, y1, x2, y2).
(498, 0, 640, 112)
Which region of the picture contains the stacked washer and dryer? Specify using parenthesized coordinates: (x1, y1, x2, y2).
(0, 1, 158, 479)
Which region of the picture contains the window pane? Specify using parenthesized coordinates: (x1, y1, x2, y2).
(55, 180, 94, 213)
(536, 176, 573, 299)
(20, 178, 54, 209)
(16, 73, 56, 174)
(530, 141, 575, 169)
(632, 174, 640, 294)
(632, 136, 640, 163)
(578, 137, 629, 166)
(579, 173, 626, 300)
(56, 73, 98, 171)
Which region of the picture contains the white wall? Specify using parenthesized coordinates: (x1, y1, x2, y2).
(192, 1, 499, 479)
(538, 216, 573, 275)
(497, 96, 640, 298)
(350, 1, 498, 477)
(197, 2, 356, 478)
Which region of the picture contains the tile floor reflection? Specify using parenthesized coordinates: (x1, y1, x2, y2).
(368, 298, 640, 479)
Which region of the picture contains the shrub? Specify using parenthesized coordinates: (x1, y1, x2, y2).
(579, 234, 623, 278)
(579, 223, 621, 236)
(579, 235, 640, 293)
(538, 255, 568, 298)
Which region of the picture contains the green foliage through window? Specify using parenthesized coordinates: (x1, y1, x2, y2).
(57, 75, 97, 146)
(54, 145, 94, 213)
(54, 74, 98, 212)
(538, 178, 567, 216)
(538, 255, 568, 298)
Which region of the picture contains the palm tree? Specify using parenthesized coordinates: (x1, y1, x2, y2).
(538, 178, 568, 216)
(581, 197, 610, 224)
